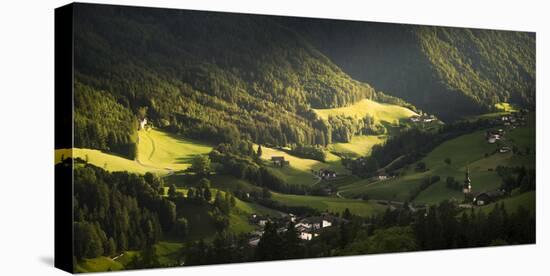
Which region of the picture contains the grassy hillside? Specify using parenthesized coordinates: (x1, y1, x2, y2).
(328, 135, 387, 157)
(75, 256, 124, 273)
(272, 192, 384, 217)
(165, 175, 284, 218)
(55, 128, 213, 176)
(339, 117, 535, 204)
(55, 148, 165, 175)
(137, 128, 212, 172)
(314, 99, 417, 124)
(256, 144, 348, 186)
(479, 191, 535, 214)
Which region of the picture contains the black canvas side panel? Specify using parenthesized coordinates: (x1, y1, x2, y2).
(54, 3, 74, 274)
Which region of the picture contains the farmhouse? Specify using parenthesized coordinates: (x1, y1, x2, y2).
(473, 190, 505, 206)
(271, 156, 290, 167)
(295, 217, 330, 230)
(139, 118, 147, 130)
(499, 146, 511, 153)
(377, 172, 388, 180)
(318, 169, 337, 180)
(249, 214, 270, 226)
(410, 114, 436, 123)
(486, 129, 503, 144)
(296, 225, 319, 240)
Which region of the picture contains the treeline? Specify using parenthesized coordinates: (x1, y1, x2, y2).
(65, 157, 243, 268)
(168, 179, 238, 233)
(496, 166, 536, 193)
(66, 159, 174, 262)
(74, 82, 138, 159)
(209, 142, 310, 195)
(414, 201, 535, 249)
(73, 4, 418, 151)
(288, 144, 327, 162)
(350, 119, 494, 177)
(181, 195, 535, 266)
(328, 114, 383, 143)
(408, 175, 441, 202)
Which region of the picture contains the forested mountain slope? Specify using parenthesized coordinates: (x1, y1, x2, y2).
(73, 4, 413, 158)
(285, 19, 535, 121)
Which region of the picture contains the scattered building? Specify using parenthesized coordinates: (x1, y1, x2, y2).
(318, 169, 337, 180)
(377, 172, 388, 180)
(294, 215, 339, 240)
(139, 118, 148, 130)
(499, 146, 511, 153)
(486, 129, 506, 144)
(473, 190, 505, 206)
(410, 114, 437, 123)
(271, 156, 290, 167)
(249, 214, 270, 227)
(460, 168, 506, 206)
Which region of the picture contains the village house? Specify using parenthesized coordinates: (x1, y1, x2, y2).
(499, 146, 511, 153)
(473, 190, 505, 206)
(249, 214, 270, 227)
(318, 168, 337, 180)
(271, 156, 290, 167)
(247, 230, 264, 247)
(486, 129, 504, 144)
(139, 118, 147, 130)
(295, 216, 332, 230)
(410, 114, 436, 123)
(499, 111, 527, 128)
(461, 168, 505, 206)
(296, 225, 318, 240)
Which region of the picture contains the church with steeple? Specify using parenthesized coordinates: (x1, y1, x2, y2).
(463, 167, 473, 202)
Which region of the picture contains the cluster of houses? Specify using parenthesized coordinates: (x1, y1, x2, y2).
(316, 169, 337, 180)
(485, 129, 512, 153)
(247, 213, 346, 246)
(499, 110, 528, 128)
(461, 167, 506, 207)
(486, 129, 504, 144)
(410, 114, 437, 123)
(271, 156, 290, 167)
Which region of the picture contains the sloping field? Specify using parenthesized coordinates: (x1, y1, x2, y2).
(328, 135, 387, 157)
(271, 192, 385, 217)
(313, 99, 417, 124)
(55, 148, 166, 175)
(256, 145, 348, 186)
(55, 128, 213, 176)
(137, 129, 212, 172)
(339, 119, 535, 204)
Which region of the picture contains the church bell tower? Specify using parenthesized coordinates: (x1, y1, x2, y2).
(463, 167, 472, 197)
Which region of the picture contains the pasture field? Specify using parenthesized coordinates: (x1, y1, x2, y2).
(338, 119, 535, 204)
(75, 256, 124, 273)
(55, 148, 164, 175)
(256, 144, 348, 186)
(313, 99, 417, 125)
(55, 128, 213, 176)
(271, 192, 385, 217)
(479, 191, 535, 214)
(328, 135, 387, 157)
(137, 129, 212, 172)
